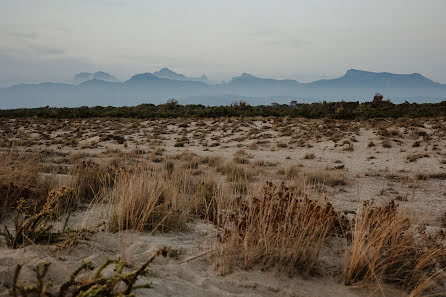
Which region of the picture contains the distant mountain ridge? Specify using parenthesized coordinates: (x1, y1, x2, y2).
(1, 69, 445, 108)
(308, 69, 440, 88)
(229, 73, 300, 88)
(153, 68, 208, 82)
(74, 71, 119, 83)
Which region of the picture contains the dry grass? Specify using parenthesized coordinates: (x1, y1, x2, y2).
(344, 201, 446, 295)
(304, 169, 347, 187)
(407, 153, 429, 163)
(217, 162, 253, 183)
(2, 117, 446, 296)
(282, 164, 302, 179)
(303, 153, 315, 160)
(69, 160, 114, 210)
(215, 181, 347, 275)
(102, 161, 189, 232)
(0, 150, 52, 221)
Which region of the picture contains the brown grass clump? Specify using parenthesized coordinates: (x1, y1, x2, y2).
(382, 140, 392, 148)
(69, 160, 114, 209)
(343, 143, 354, 151)
(0, 150, 52, 221)
(189, 176, 220, 222)
(103, 161, 188, 232)
(283, 165, 302, 179)
(407, 153, 429, 163)
(303, 153, 315, 160)
(216, 182, 347, 275)
(217, 162, 253, 183)
(441, 212, 446, 228)
(344, 200, 446, 295)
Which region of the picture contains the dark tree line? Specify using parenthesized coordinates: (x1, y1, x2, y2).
(1, 97, 446, 119)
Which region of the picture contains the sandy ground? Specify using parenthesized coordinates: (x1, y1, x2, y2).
(1, 117, 445, 296)
(0, 216, 389, 297)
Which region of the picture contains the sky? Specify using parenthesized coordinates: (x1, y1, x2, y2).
(0, 0, 445, 86)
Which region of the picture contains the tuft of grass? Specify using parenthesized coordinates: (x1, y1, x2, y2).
(412, 141, 421, 147)
(216, 182, 348, 275)
(103, 161, 189, 232)
(303, 153, 315, 160)
(344, 201, 446, 295)
(217, 162, 253, 183)
(382, 140, 392, 148)
(69, 160, 114, 209)
(304, 169, 347, 187)
(233, 155, 250, 164)
(0, 150, 51, 221)
(282, 164, 302, 179)
(407, 153, 429, 162)
(343, 143, 354, 151)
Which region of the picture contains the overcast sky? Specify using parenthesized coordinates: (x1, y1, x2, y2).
(0, 0, 445, 86)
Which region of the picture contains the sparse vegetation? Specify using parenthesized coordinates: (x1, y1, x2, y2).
(1, 116, 446, 297)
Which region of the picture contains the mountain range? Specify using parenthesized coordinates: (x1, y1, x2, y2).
(74, 71, 120, 83)
(1, 68, 445, 108)
(153, 68, 208, 82)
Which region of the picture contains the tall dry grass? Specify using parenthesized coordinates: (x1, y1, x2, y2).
(102, 161, 188, 232)
(100, 155, 223, 233)
(215, 181, 347, 275)
(69, 160, 115, 208)
(344, 200, 446, 296)
(0, 150, 51, 221)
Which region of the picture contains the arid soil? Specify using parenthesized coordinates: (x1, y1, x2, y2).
(1, 117, 445, 296)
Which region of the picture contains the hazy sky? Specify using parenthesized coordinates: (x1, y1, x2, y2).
(1, 0, 445, 86)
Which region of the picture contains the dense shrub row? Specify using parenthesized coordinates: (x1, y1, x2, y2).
(1, 99, 446, 119)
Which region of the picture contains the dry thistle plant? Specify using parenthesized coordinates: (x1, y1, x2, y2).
(1, 186, 97, 249)
(344, 200, 446, 295)
(215, 181, 348, 275)
(9, 247, 167, 297)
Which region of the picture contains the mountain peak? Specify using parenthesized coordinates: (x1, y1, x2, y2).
(74, 71, 119, 83)
(154, 68, 187, 80)
(310, 69, 439, 88)
(344, 69, 363, 76)
(157, 68, 176, 75)
(126, 73, 159, 82)
(240, 73, 257, 79)
(153, 68, 208, 82)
